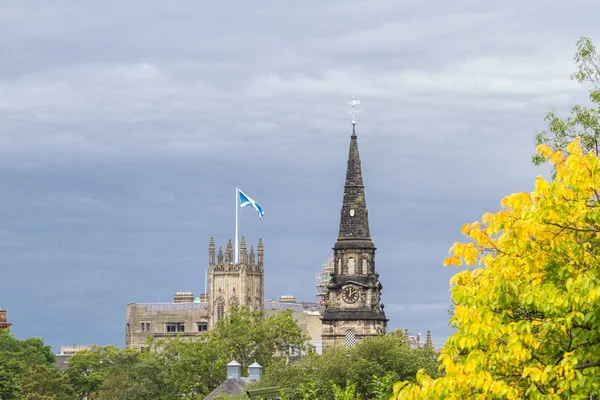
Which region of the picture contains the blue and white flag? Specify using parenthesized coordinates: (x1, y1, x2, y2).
(239, 189, 264, 219)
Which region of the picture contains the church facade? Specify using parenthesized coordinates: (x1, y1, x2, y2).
(321, 121, 388, 350)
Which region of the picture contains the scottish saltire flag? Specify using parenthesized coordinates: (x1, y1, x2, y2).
(239, 189, 264, 219)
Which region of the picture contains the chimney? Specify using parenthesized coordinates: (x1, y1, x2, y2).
(227, 360, 241, 380)
(174, 292, 194, 303)
(0, 309, 11, 330)
(279, 295, 296, 303)
(248, 361, 262, 381)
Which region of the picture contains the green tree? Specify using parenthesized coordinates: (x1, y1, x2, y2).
(533, 37, 600, 168)
(21, 363, 77, 400)
(150, 306, 310, 399)
(0, 329, 76, 400)
(255, 333, 439, 399)
(97, 349, 177, 400)
(66, 345, 123, 399)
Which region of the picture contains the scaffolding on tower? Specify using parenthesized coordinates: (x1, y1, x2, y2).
(316, 256, 334, 309)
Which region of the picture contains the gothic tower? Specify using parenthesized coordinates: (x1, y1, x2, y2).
(321, 120, 387, 349)
(207, 237, 264, 328)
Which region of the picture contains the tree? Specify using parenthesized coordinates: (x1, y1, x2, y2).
(20, 363, 77, 400)
(533, 37, 600, 168)
(0, 329, 76, 399)
(66, 345, 123, 399)
(149, 306, 310, 399)
(255, 333, 439, 399)
(96, 350, 177, 400)
(394, 139, 600, 399)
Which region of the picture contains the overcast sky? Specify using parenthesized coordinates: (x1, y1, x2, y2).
(1, 1, 598, 351)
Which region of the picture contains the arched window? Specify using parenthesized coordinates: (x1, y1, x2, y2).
(344, 329, 356, 349)
(362, 258, 368, 274)
(347, 258, 355, 275)
(337, 258, 342, 274)
(216, 297, 225, 321)
(230, 297, 239, 307)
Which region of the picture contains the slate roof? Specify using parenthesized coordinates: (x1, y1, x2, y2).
(139, 302, 208, 311)
(204, 378, 250, 399)
(263, 301, 305, 312)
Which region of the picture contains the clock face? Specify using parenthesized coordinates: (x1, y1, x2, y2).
(342, 286, 359, 304)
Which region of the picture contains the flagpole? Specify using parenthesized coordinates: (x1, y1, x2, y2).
(235, 187, 239, 264)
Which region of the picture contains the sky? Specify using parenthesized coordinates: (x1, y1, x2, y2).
(1, 1, 599, 351)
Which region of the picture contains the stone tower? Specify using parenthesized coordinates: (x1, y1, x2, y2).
(207, 237, 264, 328)
(321, 121, 387, 350)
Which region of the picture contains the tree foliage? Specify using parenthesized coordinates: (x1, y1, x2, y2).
(533, 37, 600, 168)
(0, 329, 76, 400)
(395, 138, 600, 399)
(255, 333, 439, 399)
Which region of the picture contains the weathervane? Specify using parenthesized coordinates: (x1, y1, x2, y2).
(348, 96, 361, 124)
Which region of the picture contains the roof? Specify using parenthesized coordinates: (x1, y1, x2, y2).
(204, 378, 249, 399)
(263, 301, 305, 312)
(138, 302, 208, 311)
(130, 301, 320, 313)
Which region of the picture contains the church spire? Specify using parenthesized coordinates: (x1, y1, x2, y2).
(337, 121, 371, 242)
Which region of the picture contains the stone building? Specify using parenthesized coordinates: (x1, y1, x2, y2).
(321, 120, 388, 350)
(207, 237, 264, 327)
(126, 293, 209, 349)
(126, 293, 322, 351)
(0, 308, 11, 330)
(125, 239, 323, 351)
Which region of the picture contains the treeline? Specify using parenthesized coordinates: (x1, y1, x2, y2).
(0, 308, 439, 399)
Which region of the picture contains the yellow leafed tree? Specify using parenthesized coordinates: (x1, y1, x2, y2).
(393, 138, 600, 399)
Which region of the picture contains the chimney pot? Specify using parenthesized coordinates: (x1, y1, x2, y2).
(248, 361, 262, 381)
(226, 360, 241, 380)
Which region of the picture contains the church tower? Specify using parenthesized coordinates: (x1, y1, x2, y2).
(207, 237, 264, 328)
(321, 116, 387, 350)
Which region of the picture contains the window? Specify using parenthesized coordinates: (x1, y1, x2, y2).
(126, 324, 130, 333)
(344, 330, 357, 349)
(166, 323, 185, 333)
(347, 258, 355, 275)
(197, 322, 208, 332)
(362, 258, 368, 274)
(140, 322, 150, 332)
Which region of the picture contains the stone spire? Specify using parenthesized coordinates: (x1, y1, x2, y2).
(426, 330, 433, 348)
(337, 122, 371, 243)
(240, 237, 247, 264)
(225, 239, 233, 264)
(209, 237, 215, 266)
(257, 238, 264, 266)
(217, 246, 223, 265)
(249, 245, 255, 266)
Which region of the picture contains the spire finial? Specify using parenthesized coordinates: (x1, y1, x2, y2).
(348, 97, 361, 126)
